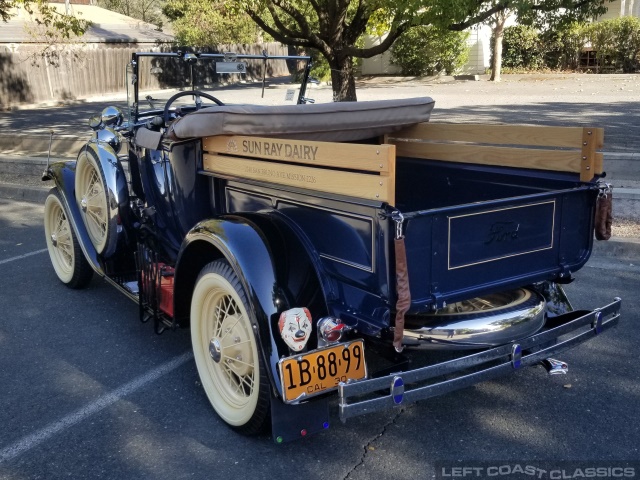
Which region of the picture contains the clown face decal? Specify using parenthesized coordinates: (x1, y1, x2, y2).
(278, 307, 312, 352)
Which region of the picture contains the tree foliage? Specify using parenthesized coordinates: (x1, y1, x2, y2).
(236, 0, 612, 100)
(501, 25, 545, 70)
(160, 0, 612, 101)
(542, 22, 587, 70)
(496, 17, 640, 73)
(97, 0, 166, 29)
(1, 0, 89, 36)
(391, 26, 469, 76)
(163, 0, 261, 45)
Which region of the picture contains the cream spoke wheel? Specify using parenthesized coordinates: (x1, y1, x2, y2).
(54, 216, 73, 266)
(435, 290, 532, 316)
(75, 149, 116, 256)
(191, 260, 269, 435)
(84, 182, 107, 240)
(47, 203, 74, 275)
(44, 189, 93, 289)
(86, 207, 107, 236)
(204, 302, 255, 400)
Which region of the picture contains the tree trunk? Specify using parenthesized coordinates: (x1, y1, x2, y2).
(329, 56, 357, 102)
(490, 14, 508, 82)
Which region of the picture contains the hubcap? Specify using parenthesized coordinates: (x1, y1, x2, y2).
(209, 338, 222, 363)
(50, 233, 58, 247)
(80, 196, 88, 212)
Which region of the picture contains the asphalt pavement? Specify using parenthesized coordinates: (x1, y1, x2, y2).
(0, 74, 638, 478)
(0, 197, 637, 480)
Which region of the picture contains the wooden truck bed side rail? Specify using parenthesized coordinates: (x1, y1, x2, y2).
(387, 123, 604, 182)
(202, 135, 397, 203)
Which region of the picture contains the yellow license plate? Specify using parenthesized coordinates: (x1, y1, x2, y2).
(279, 340, 366, 403)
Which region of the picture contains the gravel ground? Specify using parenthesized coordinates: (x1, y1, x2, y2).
(612, 217, 640, 238)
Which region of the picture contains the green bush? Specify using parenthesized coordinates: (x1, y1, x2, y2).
(493, 18, 640, 73)
(391, 26, 469, 76)
(501, 25, 545, 70)
(542, 22, 587, 70)
(587, 17, 640, 72)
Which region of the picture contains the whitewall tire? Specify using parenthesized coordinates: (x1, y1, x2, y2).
(44, 189, 93, 289)
(190, 259, 270, 434)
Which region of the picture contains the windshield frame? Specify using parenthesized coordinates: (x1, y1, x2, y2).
(127, 51, 312, 121)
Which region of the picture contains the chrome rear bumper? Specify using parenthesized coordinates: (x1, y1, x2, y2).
(338, 297, 621, 421)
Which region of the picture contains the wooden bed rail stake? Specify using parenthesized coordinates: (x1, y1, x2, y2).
(580, 127, 603, 182)
(388, 123, 604, 181)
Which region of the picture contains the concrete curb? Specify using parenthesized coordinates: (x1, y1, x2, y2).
(0, 133, 85, 158)
(0, 183, 50, 204)
(592, 236, 640, 261)
(0, 155, 49, 175)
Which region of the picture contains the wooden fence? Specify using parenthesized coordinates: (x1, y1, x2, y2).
(0, 42, 291, 107)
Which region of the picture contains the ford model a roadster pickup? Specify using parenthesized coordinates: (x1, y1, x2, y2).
(43, 51, 621, 443)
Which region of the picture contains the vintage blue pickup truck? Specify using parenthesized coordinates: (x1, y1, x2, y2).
(42, 51, 621, 443)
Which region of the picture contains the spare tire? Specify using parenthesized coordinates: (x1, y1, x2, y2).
(402, 288, 546, 350)
(75, 148, 118, 256)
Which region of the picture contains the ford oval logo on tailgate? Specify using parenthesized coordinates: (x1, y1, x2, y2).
(447, 201, 556, 270)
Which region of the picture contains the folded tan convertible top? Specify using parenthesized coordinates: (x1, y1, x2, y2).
(168, 97, 435, 142)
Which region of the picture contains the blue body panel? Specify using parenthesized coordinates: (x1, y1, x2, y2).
(395, 159, 596, 310)
(50, 136, 600, 353)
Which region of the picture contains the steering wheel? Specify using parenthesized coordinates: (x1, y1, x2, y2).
(163, 90, 224, 124)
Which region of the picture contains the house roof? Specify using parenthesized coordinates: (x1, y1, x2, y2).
(1, 3, 174, 44)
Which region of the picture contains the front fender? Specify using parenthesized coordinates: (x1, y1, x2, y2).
(174, 212, 329, 398)
(43, 159, 104, 276)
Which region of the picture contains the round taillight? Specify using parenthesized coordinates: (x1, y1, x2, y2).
(318, 317, 347, 344)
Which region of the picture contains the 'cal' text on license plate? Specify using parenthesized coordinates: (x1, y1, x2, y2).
(279, 340, 366, 403)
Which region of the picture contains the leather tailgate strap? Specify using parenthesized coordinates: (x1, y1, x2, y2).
(595, 184, 612, 241)
(393, 236, 411, 352)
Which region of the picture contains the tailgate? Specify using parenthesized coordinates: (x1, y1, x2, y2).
(401, 186, 597, 310)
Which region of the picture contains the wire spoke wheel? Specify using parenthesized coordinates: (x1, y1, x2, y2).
(435, 289, 532, 316)
(44, 189, 93, 289)
(406, 288, 546, 330)
(75, 150, 115, 255)
(191, 260, 269, 434)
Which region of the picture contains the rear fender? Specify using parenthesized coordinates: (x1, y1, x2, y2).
(174, 212, 329, 398)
